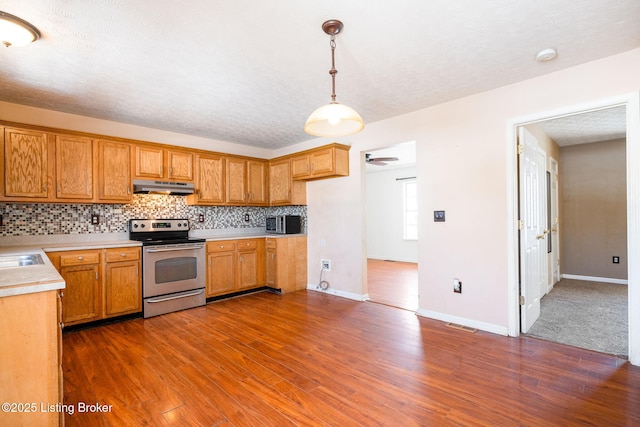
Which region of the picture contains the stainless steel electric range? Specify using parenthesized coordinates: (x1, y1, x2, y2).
(129, 218, 206, 318)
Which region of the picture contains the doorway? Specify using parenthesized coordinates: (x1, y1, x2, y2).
(364, 142, 419, 311)
(508, 93, 640, 366)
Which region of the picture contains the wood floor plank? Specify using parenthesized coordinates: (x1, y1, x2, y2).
(62, 290, 640, 426)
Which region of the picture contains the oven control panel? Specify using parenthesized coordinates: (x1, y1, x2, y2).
(130, 219, 190, 232)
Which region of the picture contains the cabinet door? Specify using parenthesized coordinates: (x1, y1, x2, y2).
(3, 127, 49, 198)
(105, 260, 141, 317)
(310, 147, 335, 176)
(291, 155, 311, 180)
(207, 251, 236, 296)
(247, 160, 268, 205)
(195, 154, 225, 204)
(226, 157, 247, 204)
(266, 246, 277, 287)
(167, 150, 194, 181)
(60, 264, 101, 325)
(98, 139, 131, 202)
(56, 135, 94, 199)
(269, 159, 291, 205)
(238, 249, 258, 290)
(135, 146, 164, 179)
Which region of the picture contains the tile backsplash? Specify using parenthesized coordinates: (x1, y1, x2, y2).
(0, 195, 306, 237)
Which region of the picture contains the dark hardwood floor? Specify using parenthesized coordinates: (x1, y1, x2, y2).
(62, 291, 640, 426)
(367, 258, 418, 311)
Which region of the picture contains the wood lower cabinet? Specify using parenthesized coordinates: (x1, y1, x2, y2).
(237, 239, 265, 290)
(104, 247, 141, 317)
(56, 250, 102, 326)
(0, 290, 62, 427)
(206, 241, 237, 297)
(47, 246, 142, 327)
(266, 236, 307, 292)
(206, 239, 266, 296)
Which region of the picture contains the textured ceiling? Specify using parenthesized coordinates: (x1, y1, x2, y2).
(1, 1, 639, 149)
(536, 106, 627, 146)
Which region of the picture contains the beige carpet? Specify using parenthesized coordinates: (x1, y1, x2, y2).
(526, 278, 628, 357)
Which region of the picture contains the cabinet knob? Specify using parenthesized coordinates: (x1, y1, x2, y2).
(121, 253, 126, 257)
(78, 256, 84, 260)
(220, 245, 224, 248)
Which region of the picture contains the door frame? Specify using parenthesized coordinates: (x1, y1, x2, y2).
(506, 92, 640, 366)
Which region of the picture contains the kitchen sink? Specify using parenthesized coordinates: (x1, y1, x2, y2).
(0, 254, 45, 268)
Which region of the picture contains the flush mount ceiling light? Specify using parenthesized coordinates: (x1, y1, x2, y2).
(304, 19, 364, 138)
(536, 48, 557, 62)
(0, 11, 41, 47)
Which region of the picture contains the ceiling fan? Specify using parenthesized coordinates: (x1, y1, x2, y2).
(365, 153, 399, 166)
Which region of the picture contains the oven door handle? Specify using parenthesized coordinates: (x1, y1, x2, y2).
(145, 244, 204, 253)
(146, 289, 204, 303)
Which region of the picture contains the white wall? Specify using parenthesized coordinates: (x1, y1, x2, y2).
(365, 166, 418, 262)
(301, 48, 640, 331)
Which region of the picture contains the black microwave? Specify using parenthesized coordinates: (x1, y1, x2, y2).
(266, 215, 302, 234)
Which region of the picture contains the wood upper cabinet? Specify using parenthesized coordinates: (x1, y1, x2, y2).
(104, 247, 141, 317)
(134, 145, 194, 182)
(291, 143, 350, 180)
(247, 160, 268, 205)
(97, 139, 132, 202)
(2, 127, 49, 198)
(167, 149, 194, 181)
(187, 154, 225, 205)
(269, 158, 306, 206)
(226, 157, 268, 205)
(55, 134, 94, 199)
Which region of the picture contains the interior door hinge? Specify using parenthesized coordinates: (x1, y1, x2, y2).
(517, 144, 523, 155)
(519, 295, 525, 305)
(518, 220, 524, 230)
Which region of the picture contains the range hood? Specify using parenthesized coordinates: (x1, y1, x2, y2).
(133, 180, 195, 195)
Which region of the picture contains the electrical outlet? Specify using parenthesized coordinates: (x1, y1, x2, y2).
(198, 214, 205, 223)
(321, 259, 331, 271)
(244, 213, 250, 222)
(613, 256, 620, 264)
(91, 214, 100, 225)
(453, 278, 462, 293)
(0, 214, 3, 226)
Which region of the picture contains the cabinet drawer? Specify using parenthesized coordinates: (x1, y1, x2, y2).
(105, 247, 140, 263)
(60, 251, 100, 266)
(266, 239, 277, 249)
(207, 241, 237, 253)
(237, 239, 258, 250)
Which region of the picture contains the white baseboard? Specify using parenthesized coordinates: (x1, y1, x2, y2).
(562, 274, 628, 285)
(416, 309, 509, 336)
(306, 285, 369, 301)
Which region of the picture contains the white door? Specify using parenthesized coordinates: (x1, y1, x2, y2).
(536, 148, 548, 298)
(519, 127, 546, 333)
(550, 158, 560, 286)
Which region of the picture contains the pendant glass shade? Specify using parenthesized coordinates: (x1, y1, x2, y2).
(304, 102, 364, 137)
(0, 11, 41, 47)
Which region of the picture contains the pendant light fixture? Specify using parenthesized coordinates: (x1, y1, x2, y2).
(304, 19, 364, 138)
(0, 11, 41, 47)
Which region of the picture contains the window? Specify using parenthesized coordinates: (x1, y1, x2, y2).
(403, 180, 418, 240)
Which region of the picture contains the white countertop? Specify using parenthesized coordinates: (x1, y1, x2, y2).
(0, 230, 305, 298)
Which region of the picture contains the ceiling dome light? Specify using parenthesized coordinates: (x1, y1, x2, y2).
(304, 19, 364, 138)
(536, 48, 557, 62)
(0, 11, 41, 47)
